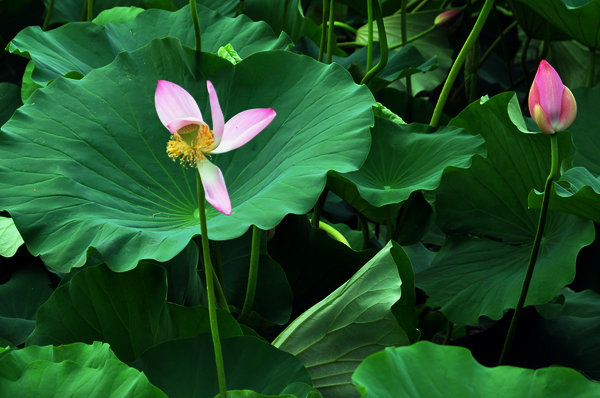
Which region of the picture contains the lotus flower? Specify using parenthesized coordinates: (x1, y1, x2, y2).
(528, 60, 577, 135)
(155, 80, 276, 215)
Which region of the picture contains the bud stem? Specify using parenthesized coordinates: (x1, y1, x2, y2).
(498, 134, 559, 365)
(196, 173, 227, 397)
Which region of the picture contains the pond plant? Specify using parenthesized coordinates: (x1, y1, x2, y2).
(0, 0, 599, 397)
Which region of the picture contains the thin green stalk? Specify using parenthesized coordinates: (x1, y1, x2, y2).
(212, 268, 230, 313)
(338, 41, 363, 47)
(190, 0, 202, 52)
(361, 0, 388, 85)
(401, 0, 412, 117)
(240, 226, 262, 321)
(586, 48, 597, 88)
(366, 0, 374, 71)
(280, 0, 290, 32)
(493, 6, 513, 86)
(358, 213, 370, 250)
(326, 0, 335, 64)
(478, 20, 518, 67)
(43, 0, 56, 30)
(210, 240, 225, 287)
(429, 0, 495, 128)
(498, 134, 559, 366)
(318, 0, 328, 62)
(521, 35, 532, 83)
(411, 0, 430, 12)
(237, 0, 245, 15)
(333, 21, 357, 35)
(443, 322, 453, 345)
(80, 1, 87, 21)
(196, 174, 227, 397)
(86, 0, 93, 21)
(388, 25, 435, 49)
(311, 188, 328, 228)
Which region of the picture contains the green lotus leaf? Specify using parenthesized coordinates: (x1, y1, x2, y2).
(0, 342, 166, 397)
(352, 341, 600, 397)
(510, 289, 600, 379)
(570, 85, 600, 175)
(9, 4, 291, 88)
(417, 93, 594, 325)
(92, 6, 145, 25)
(27, 262, 242, 362)
(335, 43, 438, 92)
(133, 335, 320, 398)
(220, 231, 293, 325)
(0, 83, 21, 126)
(272, 242, 412, 397)
(0, 217, 24, 258)
(42, 0, 238, 24)
(0, 264, 52, 345)
(356, 11, 453, 93)
(529, 167, 600, 222)
(244, 0, 306, 41)
(0, 38, 374, 272)
(332, 119, 486, 208)
(513, 0, 600, 49)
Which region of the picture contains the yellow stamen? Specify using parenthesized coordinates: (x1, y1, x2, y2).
(166, 123, 215, 166)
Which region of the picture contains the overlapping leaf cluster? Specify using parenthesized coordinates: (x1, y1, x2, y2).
(1, 1, 600, 397)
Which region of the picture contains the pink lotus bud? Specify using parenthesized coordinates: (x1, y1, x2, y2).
(434, 9, 462, 28)
(528, 60, 577, 135)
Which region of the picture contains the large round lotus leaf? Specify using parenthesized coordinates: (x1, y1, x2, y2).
(0, 342, 167, 397)
(133, 335, 318, 398)
(9, 4, 291, 87)
(27, 262, 242, 362)
(273, 242, 412, 397)
(332, 119, 485, 208)
(513, 0, 600, 49)
(570, 85, 600, 176)
(351, 341, 600, 397)
(529, 167, 600, 222)
(417, 93, 594, 325)
(42, 0, 238, 24)
(0, 38, 374, 272)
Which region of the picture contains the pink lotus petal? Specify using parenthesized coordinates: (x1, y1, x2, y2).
(212, 108, 276, 154)
(532, 60, 564, 125)
(166, 117, 203, 135)
(556, 86, 577, 132)
(207, 81, 224, 144)
(197, 159, 232, 215)
(155, 80, 203, 129)
(532, 104, 554, 135)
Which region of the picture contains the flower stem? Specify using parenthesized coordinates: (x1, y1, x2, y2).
(586, 48, 597, 88)
(498, 134, 559, 366)
(239, 225, 262, 321)
(196, 173, 227, 397)
(189, 0, 202, 53)
(429, 0, 494, 128)
(401, 0, 412, 118)
(326, 0, 335, 64)
(361, 0, 388, 86)
(311, 188, 328, 228)
(358, 213, 370, 250)
(366, 0, 374, 71)
(43, 0, 55, 30)
(85, 0, 93, 21)
(318, 0, 328, 62)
